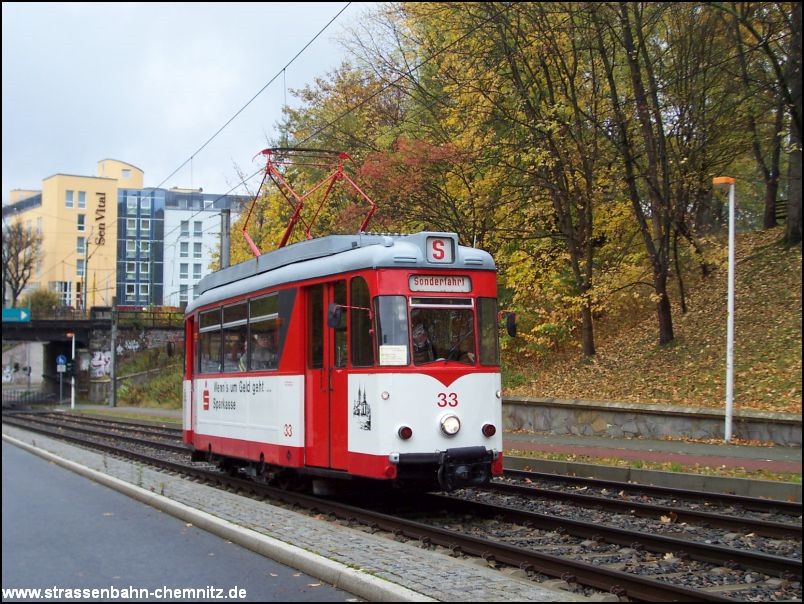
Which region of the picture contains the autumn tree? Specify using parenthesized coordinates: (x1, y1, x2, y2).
(2, 220, 42, 308)
(731, 2, 787, 230)
(716, 1, 802, 245)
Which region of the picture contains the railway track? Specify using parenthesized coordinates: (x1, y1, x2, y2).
(4, 413, 801, 601)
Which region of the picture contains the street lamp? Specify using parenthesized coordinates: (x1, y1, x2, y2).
(66, 331, 76, 410)
(712, 176, 736, 443)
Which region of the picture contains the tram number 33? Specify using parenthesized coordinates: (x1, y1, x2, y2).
(283, 424, 293, 437)
(436, 392, 459, 407)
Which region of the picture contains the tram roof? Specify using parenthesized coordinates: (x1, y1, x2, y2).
(186, 231, 495, 314)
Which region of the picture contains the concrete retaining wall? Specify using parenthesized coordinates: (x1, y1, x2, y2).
(503, 396, 802, 446)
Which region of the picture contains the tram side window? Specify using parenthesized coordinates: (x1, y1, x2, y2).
(249, 319, 280, 370)
(198, 308, 222, 374)
(477, 297, 500, 366)
(350, 277, 373, 367)
(222, 302, 248, 373)
(308, 285, 324, 369)
(374, 296, 409, 366)
(249, 293, 280, 371)
(333, 281, 347, 368)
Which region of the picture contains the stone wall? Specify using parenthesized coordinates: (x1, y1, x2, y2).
(503, 396, 802, 446)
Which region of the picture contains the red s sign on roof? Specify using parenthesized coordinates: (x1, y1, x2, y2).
(426, 236, 454, 263)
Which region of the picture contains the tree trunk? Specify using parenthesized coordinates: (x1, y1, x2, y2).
(763, 177, 780, 230)
(673, 231, 687, 314)
(580, 296, 596, 357)
(786, 141, 803, 245)
(654, 269, 675, 345)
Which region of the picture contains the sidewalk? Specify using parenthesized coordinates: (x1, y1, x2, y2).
(503, 431, 802, 474)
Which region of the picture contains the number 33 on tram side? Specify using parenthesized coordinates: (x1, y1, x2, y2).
(183, 231, 504, 491)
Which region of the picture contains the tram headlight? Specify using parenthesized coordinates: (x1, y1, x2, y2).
(440, 414, 461, 436)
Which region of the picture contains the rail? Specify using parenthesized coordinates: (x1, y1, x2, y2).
(23, 306, 183, 328)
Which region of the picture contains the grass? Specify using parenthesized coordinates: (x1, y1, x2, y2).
(504, 228, 802, 415)
(507, 448, 802, 484)
(75, 409, 182, 425)
(114, 349, 183, 409)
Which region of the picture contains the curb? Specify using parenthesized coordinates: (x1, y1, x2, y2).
(2, 433, 435, 603)
(506, 456, 802, 502)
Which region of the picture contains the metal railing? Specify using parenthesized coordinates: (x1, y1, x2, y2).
(21, 306, 183, 329)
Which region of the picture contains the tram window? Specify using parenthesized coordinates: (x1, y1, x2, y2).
(374, 296, 409, 366)
(222, 302, 247, 373)
(223, 325, 247, 372)
(250, 293, 278, 319)
(477, 297, 500, 366)
(249, 293, 281, 371)
(199, 308, 220, 330)
(198, 308, 221, 374)
(410, 303, 476, 366)
(308, 285, 324, 369)
(224, 302, 247, 324)
(198, 331, 222, 373)
(350, 277, 373, 367)
(249, 319, 280, 370)
(333, 281, 347, 368)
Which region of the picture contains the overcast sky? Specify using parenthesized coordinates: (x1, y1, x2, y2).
(2, 2, 375, 203)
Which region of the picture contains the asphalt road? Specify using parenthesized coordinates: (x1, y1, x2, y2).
(1, 442, 358, 602)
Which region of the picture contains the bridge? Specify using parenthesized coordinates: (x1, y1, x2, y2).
(2, 307, 183, 404)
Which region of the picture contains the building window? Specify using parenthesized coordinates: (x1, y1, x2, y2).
(127, 197, 138, 214)
(126, 262, 136, 279)
(54, 281, 72, 306)
(140, 218, 150, 234)
(140, 240, 150, 257)
(122, 169, 131, 179)
(65, 190, 74, 209)
(139, 283, 149, 299)
(127, 218, 137, 235)
(140, 262, 149, 276)
(194, 220, 202, 237)
(140, 196, 150, 210)
(78, 191, 86, 209)
(125, 284, 135, 301)
(77, 237, 86, 255)
(76, 259, 85, 277)
(77, 214, 85, 232)
(180, 263, 188, 280)
(179, 284, 189, 304)
(126, 240, 136, 257)
(193, 242, 202, 259)
(37, 217, 43, 235)
(193, 263, 202, 280)
(180, 242, 189, 258)
(181, 221, 189, 237)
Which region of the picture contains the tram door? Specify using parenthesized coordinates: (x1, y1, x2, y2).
(304, 281, 348, 470)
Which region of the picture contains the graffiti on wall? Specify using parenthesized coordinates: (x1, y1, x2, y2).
(90, 351, 112, 378)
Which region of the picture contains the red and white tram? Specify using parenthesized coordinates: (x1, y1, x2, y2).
(182, 231, 503, 491)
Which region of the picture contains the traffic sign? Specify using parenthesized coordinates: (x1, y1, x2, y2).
(2, 308, 31, 322)
(56, 355, 67, 365)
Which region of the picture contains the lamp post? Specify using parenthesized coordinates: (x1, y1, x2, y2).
(67, 331, 76, 410)
(81, 227, 94, 313)
(712, 176, 736, 443)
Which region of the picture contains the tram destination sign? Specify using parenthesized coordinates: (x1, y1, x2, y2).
(409, 275, 471, 293)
